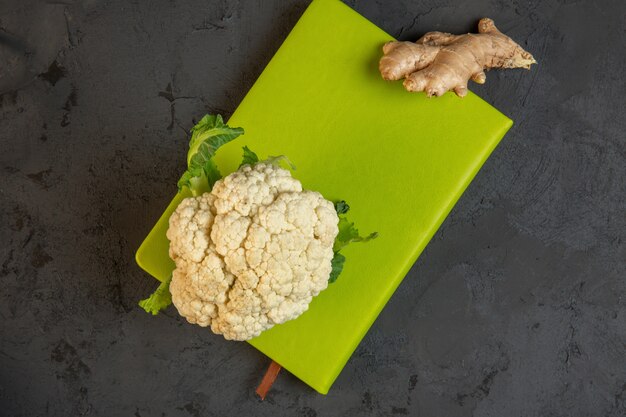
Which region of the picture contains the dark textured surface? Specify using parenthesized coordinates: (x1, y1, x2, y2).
(1, 0, 624, 415)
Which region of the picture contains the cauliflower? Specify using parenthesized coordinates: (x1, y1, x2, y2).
(138, 114, 376, 341)
(166, 163, 339, 340)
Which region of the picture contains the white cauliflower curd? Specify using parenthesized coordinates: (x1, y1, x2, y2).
(166, 163, 339, 340)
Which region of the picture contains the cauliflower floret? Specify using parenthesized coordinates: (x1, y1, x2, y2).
(167, 163, 339, 341)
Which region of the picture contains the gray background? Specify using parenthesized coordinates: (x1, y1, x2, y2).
(1, 0, 624, 416)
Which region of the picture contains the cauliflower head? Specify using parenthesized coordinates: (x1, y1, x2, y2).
(166, 163, 339, 340)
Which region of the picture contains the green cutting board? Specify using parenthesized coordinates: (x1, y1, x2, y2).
(136, 0, 512, 394)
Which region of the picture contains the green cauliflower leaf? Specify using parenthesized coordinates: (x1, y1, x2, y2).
(239, 146, 260, 168)
(138, 274, 173, 315)
(329, 200, 378, 283)
(177, 114, 244, 195)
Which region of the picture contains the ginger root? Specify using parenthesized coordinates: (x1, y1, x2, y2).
(379, 18, 536, 97)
